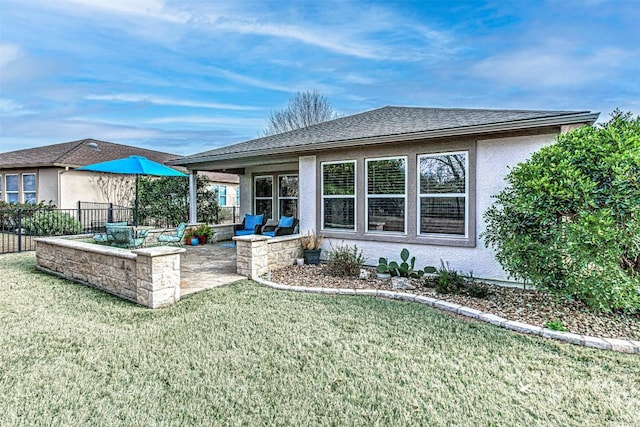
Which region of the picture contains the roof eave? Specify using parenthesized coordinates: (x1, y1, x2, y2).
(171, 112, 599, 166)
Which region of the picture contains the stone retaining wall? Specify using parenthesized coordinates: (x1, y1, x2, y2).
(234, 234, 302, 278)
(35, 236, 185, 308)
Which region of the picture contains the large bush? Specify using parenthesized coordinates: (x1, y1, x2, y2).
(22, 211, 82, 236)
(137, 175, 219, 227)
(482, 111, 640, 311)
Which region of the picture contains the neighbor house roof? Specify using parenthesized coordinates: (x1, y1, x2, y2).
(0, 138, 182, 169)
(170, 106, 599, 166)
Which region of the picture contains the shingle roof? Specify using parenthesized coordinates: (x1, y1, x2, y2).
(0, 138, 182, 169)
(171, 106, 598, 166)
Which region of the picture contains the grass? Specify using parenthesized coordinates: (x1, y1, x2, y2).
(1, 253, 639, 426)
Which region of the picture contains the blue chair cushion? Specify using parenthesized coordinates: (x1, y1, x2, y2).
(278, 216, 294, 228)
(244, 214, 264, 231)
(262, 231, 276, 237)
(234, 229, 255, 236)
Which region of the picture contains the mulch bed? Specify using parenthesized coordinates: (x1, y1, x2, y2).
(269, 264, 640, 341)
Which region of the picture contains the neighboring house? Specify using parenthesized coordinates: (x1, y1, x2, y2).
(0, 138, 239, 210)
(171, 106, 598, 282)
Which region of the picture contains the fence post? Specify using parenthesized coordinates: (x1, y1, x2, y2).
(77, 201, 82, 226)
(17, 208, 22, 253)
(108, 203, 114, 223)
(233, 206, 237, 223)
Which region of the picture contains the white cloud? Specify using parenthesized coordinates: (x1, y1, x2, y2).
(146, 115, 264, 127)
(0, 98, 35, 116)
(0, 43, 23, 69)
(471, 47, 631, 88)
(55, 0, 189, 23)
(85, 93, 262, 111)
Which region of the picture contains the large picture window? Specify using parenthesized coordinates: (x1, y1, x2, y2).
(322, 161, 355, 231)
(6, 174, 18, 204)
(418, 152, 468, 236)
(254, 176, 273, 219)
(278, 175, 298, 217)
(366, 157, 406, 233)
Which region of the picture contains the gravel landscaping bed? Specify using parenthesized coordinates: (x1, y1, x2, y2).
(270, 264, 640, 341)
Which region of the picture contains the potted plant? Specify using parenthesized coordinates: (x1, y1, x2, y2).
(376, 257, 391, 280)
(300, 230, 323, 265)
(193, 223, 214, 244)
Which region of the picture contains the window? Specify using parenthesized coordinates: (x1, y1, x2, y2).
(254, 176, 273, 219)
(6, 174, 18, 204)
(322, 161, 355, 231)
(22, 173, 37, 204)
(366, 157, 406, 233)
(235, 187, 240, 206)
(418, 152, 468, 236)
(278, 175, 298, 217)
(0, 176, 2, 201)
(218, 185, 227, 206)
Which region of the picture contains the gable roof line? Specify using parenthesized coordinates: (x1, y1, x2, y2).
(171, 110, 599, 166)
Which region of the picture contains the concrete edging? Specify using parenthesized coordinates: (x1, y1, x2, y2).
(252, 277, 640, 355)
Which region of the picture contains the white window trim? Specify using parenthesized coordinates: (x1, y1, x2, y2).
(365, 156, 407, 235)
(417, 151, 469, 238)
(254, 175, 274, 218)
(321, 160, 356, 232)
(5, 173, 19, 203)
(278, 174, 299, 218)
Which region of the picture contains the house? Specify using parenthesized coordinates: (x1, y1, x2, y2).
(170, 106, 598, 282)
(0, 138, 239, 209)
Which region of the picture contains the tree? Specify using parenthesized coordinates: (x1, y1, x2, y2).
(137, 176, 219, 227)
(482, 110, 640, 311)
(93, 174, 135, 206)
(263, 90, 340, 136)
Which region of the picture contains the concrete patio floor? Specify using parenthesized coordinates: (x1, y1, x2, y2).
(180, 242, 245, 296)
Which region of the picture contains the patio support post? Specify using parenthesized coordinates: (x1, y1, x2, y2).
(189, 170, 198, 224)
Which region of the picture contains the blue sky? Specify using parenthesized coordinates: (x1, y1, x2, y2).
(1, 0, 638, 156)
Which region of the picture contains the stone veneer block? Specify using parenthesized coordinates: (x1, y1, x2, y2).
(602, 338, 637, 354)
(397, 292, 416, 302)
(336, 289, 356, 296)
(479, 313, 507, 326)
(433, 300, 462, 313)
(414, 296, 437, 306)
(541, 329, 584, 345)
(629, 341, 640, 354)
(503, 320, 542, 335)
(582, 336, 612, 350)
(355, 289, 378, 296)
(376, 290, 397, 299)
(457, 306, 483, 319)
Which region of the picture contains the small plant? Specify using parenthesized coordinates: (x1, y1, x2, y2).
(544, 320, 569, 332)
(193, 223, 215, 240)
(377, 257, 390, 274)
(326, 244, 365, 277)
(387, 248, 436, 278)
(435, 261, 465, 294)
(301, 230, 324, 250)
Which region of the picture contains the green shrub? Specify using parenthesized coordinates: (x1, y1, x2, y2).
(435, 261, 465, 294)
(326, 244, 365, 277)
(21, 211, 82, 236)
(544, 320, 569, 332)
(387, 248, 436, 278)
(482, 111, 640, 312)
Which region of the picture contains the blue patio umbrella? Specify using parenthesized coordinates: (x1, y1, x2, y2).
(76, 156, 188, 225)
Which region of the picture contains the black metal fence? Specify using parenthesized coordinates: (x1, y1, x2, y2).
(1, 203, 240, 254)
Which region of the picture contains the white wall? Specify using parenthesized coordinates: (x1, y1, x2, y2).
(37, 168, 60, 205)
(322, 133, 556, 282)
(298, 156, 316, 234)
(59, 170, 109, 209)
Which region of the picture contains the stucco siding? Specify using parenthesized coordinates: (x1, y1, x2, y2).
(37, 168, 60, 205)
(298, 156, 316, 234)
(321, 133, 556, 282)
(59, 170, 108, 209)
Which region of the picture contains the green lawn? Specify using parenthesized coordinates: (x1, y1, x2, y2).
(1, 253, 639, 426)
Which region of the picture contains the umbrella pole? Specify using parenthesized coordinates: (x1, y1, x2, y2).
(134, 175, 139, 226)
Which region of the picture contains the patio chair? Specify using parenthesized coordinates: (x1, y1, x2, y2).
(92, 221, 128, 243)
(110, 226, 146, 249)
(158, 222, 187, 247)
(234, 214, 266, 236)
(261, 216, 298, 237)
